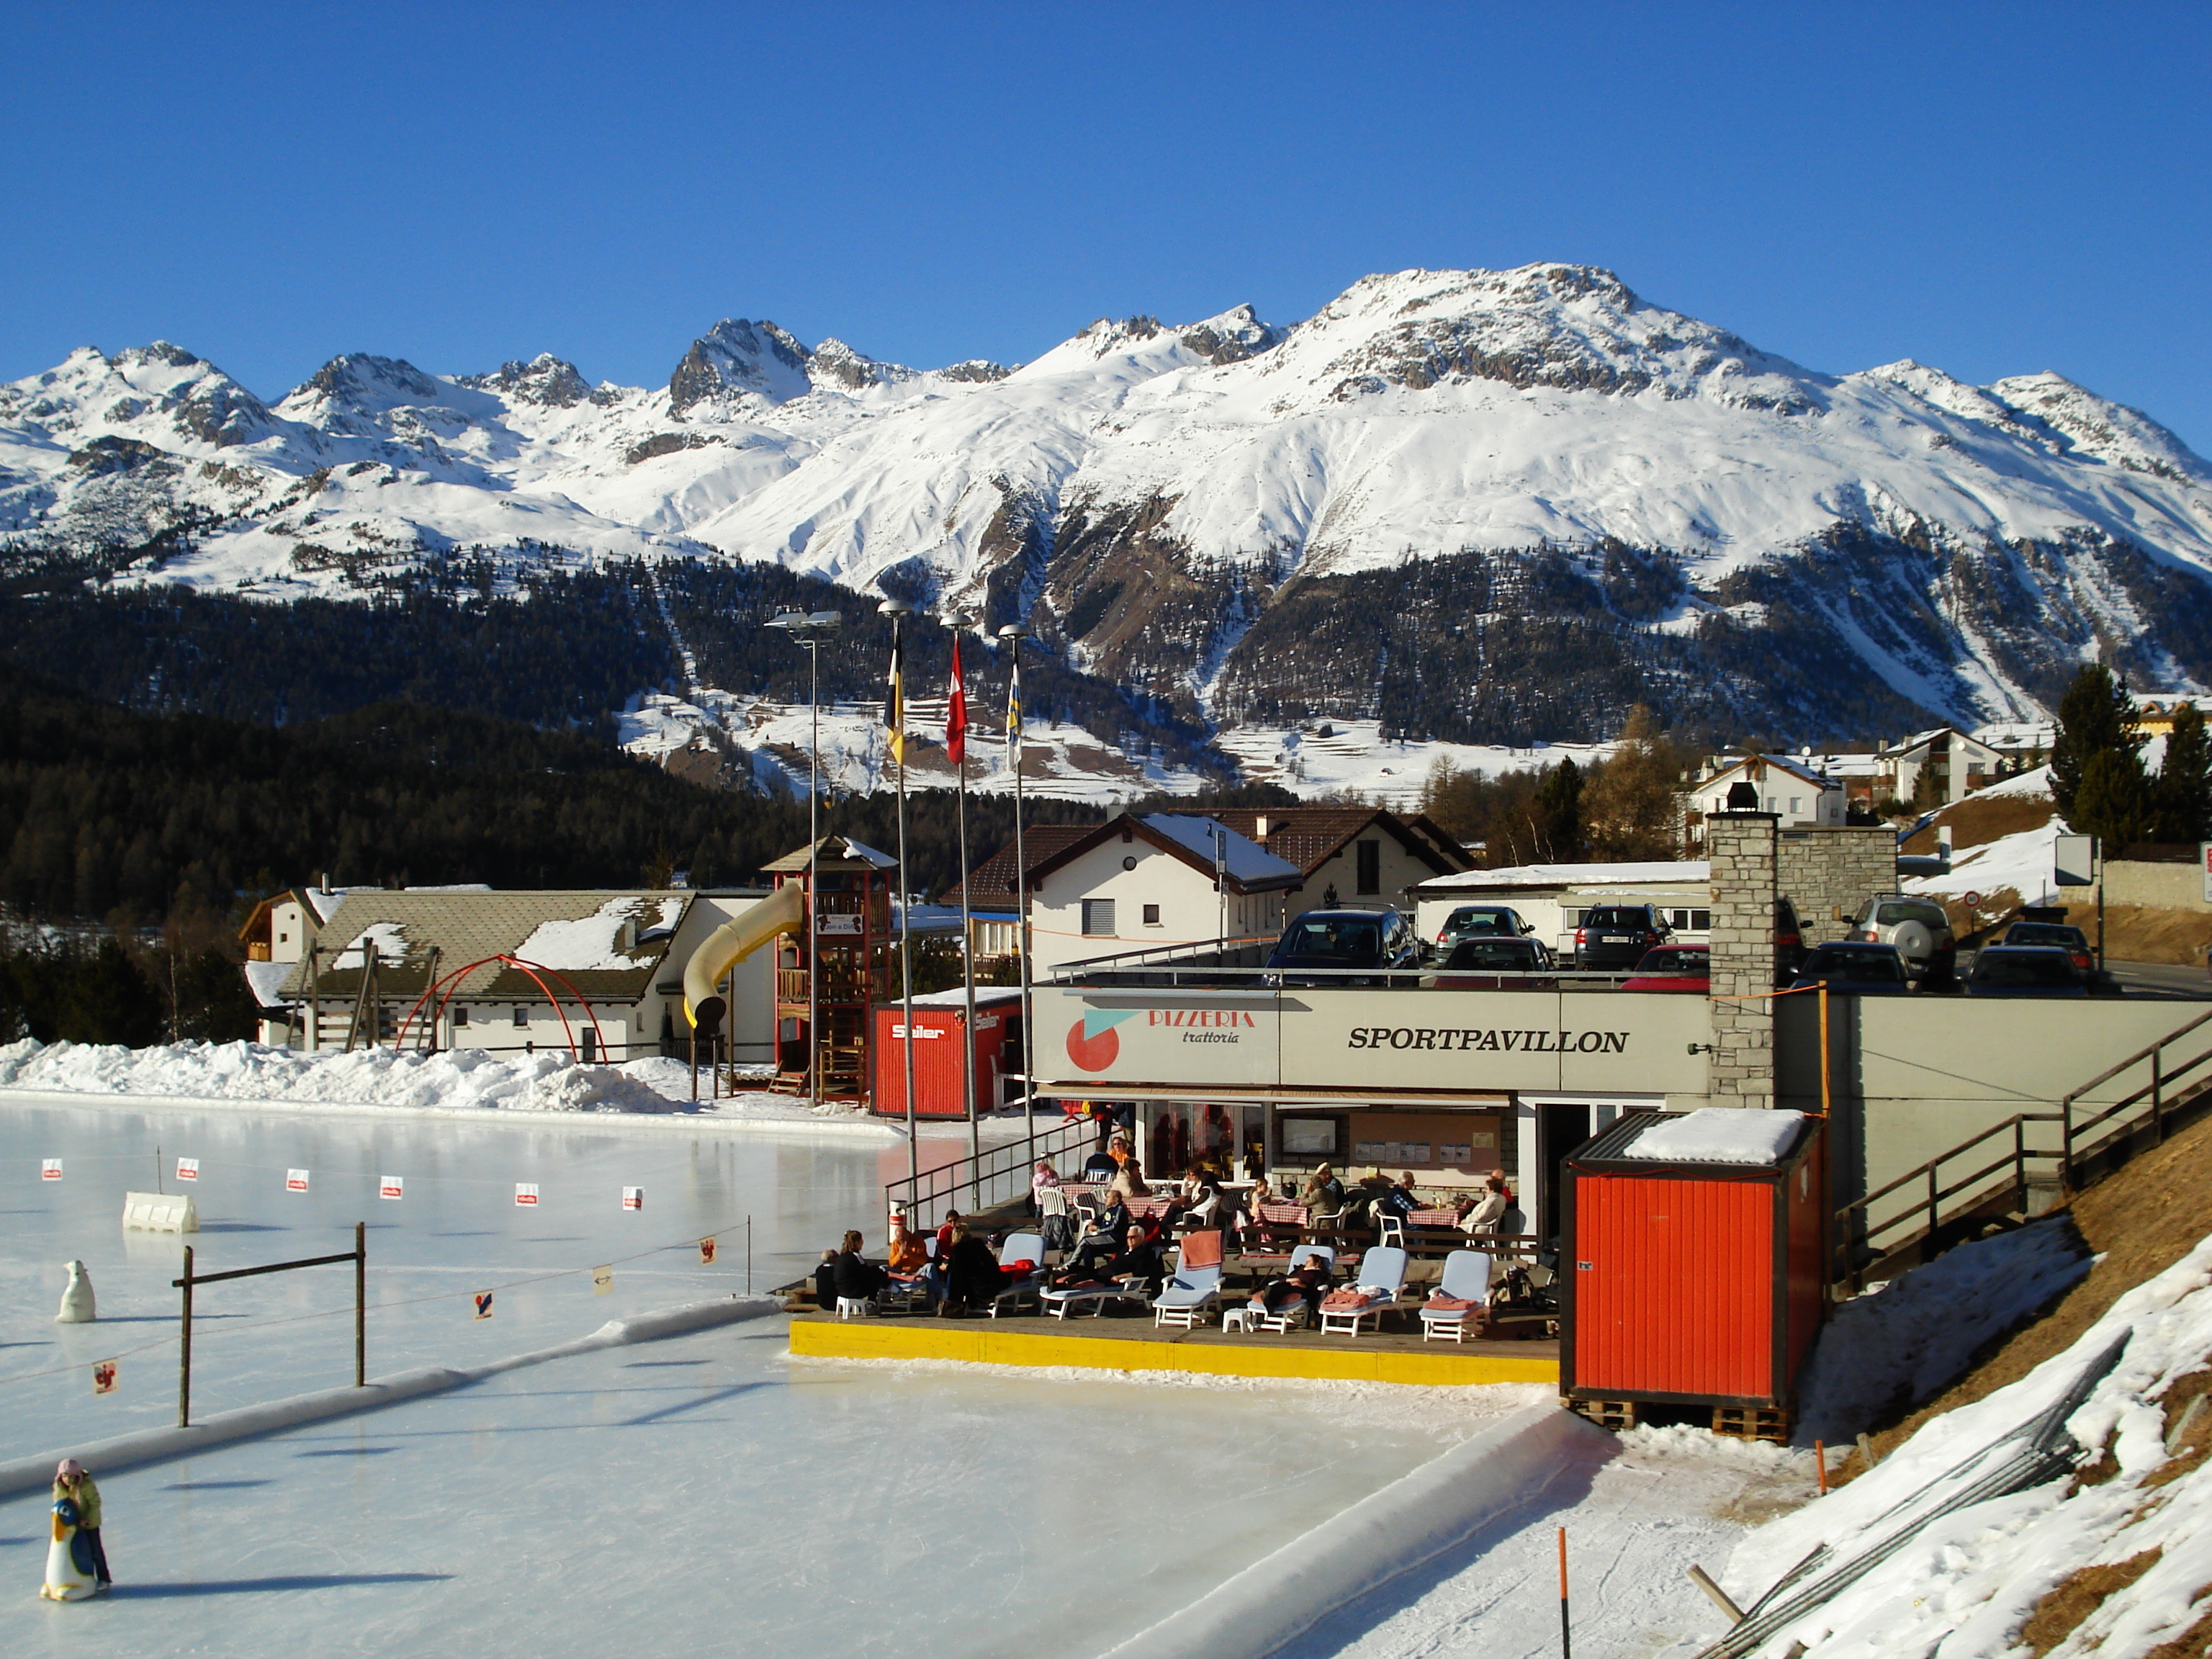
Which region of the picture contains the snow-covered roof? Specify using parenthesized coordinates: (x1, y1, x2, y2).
(1701, 754, 1838, 788)
(901, 984, 1026, 1008)
(1138, 814, 1302, 885)
(515, 896, 686, 972)
(1625, 1107, 1806, 1165)
(242, 958, 294, 1010)
(1416, 860, 1709, 894)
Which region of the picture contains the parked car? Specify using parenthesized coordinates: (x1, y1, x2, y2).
(1999, 922, 2094, 981)
(1622, 945, 1711, 993)
(1433, 904, 1537, 955)
(1775, 897, 1807, 979)
(1432, 935, 1559, 989)
(1848, 896, 1957, 983)
(1571, 904, 1673, 971)
(1789, 942, 1912, 994)
(1964, 945, 2090, 999)
(1266, 908, 1422, 986)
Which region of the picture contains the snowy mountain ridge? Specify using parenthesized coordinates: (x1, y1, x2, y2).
(5, 262, 2211, 747)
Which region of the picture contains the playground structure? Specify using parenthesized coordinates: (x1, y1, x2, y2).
(394, 955, 611, 1061)
(751, 837, 896, 1103)
(680, 881, 806, 1086)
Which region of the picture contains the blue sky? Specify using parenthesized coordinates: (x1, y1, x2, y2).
(4, 1, 2209, 445)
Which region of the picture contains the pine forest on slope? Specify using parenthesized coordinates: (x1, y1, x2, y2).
(5, 262, 2211, 755)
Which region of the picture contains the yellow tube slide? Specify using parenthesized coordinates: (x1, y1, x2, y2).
(682, 883, 806, 1030)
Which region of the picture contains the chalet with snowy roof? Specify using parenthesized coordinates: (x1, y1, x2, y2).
(1021, 813, 1304, 970)
(1871, 727, 2007, 808)
(1683, 754, 1844, 848)
(246, 887, 774, 1064)
(1145, 805, 1475, 906)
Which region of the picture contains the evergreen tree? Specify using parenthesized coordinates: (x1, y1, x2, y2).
(2153, 703, 2212, 842)
(1531, 757, 1583, 861)
(1581, 705, 1683, 859)
(2051, 664, 2146, 822)
(2072, 749, 2153, 849)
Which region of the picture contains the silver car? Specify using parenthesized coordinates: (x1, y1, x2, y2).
(1848, 895, 1957, 983)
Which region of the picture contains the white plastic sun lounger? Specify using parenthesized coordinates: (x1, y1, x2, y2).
(986, 1231, 1051, 1318)
(1040, 1277, 1151, 1318)
(1151, 1263, 1224, 1328)
(1417, 1249, 1495, 1343)
(1249, 1244, 1336, 1334)
(1319, 1245, 1407, 1336)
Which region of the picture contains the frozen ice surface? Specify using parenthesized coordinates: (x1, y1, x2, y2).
(1, 1099, 1524, 1657)
(1, 1097, 948, 1456)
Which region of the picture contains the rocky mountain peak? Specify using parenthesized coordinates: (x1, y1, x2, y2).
(806, 338, 916, 394)
(667, 319, 814, 417)
(297, 354, 446, 406)
(1988, 372, 2211, 487)
(458, 353, 595, 408)
(1176, 303, 1282, 366)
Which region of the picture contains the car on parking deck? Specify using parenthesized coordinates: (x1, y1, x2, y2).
(1622, 945, 1711, 993)
(1433, 904, 1538, 955)
(1789, 941, 1912, 994)
(1999, 922, 2095, 981)
(1265, 908, 1422, 986)
(1432, 935, 1559, 989)
(1571, 904, 1673, 971)
(1964, 945, 2091, 998)
(1848, 896, 1957, 984)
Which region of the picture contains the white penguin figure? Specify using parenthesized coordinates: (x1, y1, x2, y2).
(40, 1495, 97, 1601)
(55, 1261, 95, 1324)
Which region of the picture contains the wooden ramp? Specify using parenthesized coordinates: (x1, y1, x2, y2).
(788, 1312, 1557, 1388)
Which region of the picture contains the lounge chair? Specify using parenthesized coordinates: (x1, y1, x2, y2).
(1039, 1277, 1150, 1318)
(1319, 1245, 1408, 1336)
(1417, 1249, 1495, 1344)
(1249, 1244, 1336, 1334)
(1151, 1263, 1224, 1328)
(985, 1231, 1050, 1318)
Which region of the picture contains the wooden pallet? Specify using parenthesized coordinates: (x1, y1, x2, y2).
(1565, 1397, 1639, 1431)
(1711, 1403, 1792, 1443)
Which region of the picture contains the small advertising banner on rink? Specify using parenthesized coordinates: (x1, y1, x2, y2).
(622, 1187, 644, 1211)
(40, 1159, 61, 1181)
(91, 1359, 117, 1395)
(286, 1169, 310, 1192)
(176, 1157, 199, 1182)
(593, 1265, 613, 1295)
(473, 1291, 495, 1320)
(379, 1176, 405, 1200)
(514, 1183, 539, 1207)
(698, 1237, 717, 1264)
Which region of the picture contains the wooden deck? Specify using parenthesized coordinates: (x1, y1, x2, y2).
(788, 1307, 1558, 1388)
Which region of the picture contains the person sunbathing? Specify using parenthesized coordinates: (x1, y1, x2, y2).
(1248, 1256, 1333, 1322)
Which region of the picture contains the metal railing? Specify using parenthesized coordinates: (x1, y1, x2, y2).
(884, 1112, 1096, 1231)
(1835, 1006, 2212, 1285)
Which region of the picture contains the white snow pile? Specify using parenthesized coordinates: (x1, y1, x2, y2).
(1796, 1218, 2093, 1445)
(1972, 763, 2054, 801)
(1719, 1228, 2212, 1658)
(1906, 812, 2066, 904)
(1627, 1107, 1806, 1164)
(0, 1038, 856, 1123)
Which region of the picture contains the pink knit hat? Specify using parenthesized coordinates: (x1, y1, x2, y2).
(56, 1459, 84, 1478)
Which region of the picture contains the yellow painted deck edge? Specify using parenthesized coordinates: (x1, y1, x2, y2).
(786, 1319, 1557, 1387)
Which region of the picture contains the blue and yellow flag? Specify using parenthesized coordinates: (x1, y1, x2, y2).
(884, 616, 905, 765)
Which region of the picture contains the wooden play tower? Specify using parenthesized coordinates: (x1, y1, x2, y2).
(764, 837, 896, 1102)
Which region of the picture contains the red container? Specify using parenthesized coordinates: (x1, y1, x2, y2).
(871, 991, 1017, 1118)
(1562, 1110, 1825, 1411)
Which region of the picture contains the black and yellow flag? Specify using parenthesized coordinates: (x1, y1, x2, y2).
(884, 616, 905, 765)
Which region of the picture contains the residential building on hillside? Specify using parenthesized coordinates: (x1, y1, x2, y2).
(1025, 814, 1303, 970)
(1682, 755, 1844, 848)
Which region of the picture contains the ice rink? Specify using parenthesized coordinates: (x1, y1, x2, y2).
(4, 1097, 1523, 1655)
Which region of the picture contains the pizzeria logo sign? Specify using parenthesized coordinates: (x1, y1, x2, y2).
(1347, 1026, 1629, 1054)
(1066, 1007, 1260, 1071)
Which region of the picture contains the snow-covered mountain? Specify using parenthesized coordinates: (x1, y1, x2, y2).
(5, 264, 2210, 747)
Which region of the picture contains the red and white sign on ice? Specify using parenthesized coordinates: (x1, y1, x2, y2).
(621, 1187, 643, 1211)
(379, 1176, 405, 1201)
(91, 1359, 117, 1395)
(286, 1169, 310, 1193)
(176, 1157, 199, 1182)
(698, 1237, 717, 1264)
(472, 1291, 495, 1321)
(514, 1183, 539, 1207)
(40, 1159, 62, 1181)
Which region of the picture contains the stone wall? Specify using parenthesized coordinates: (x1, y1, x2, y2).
(1778, 825, 1900, 945)
(1706, 814, 1779, 1105)
(2105, 856, 2211, 912)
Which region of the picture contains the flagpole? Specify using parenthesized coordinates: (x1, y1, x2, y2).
(881, 598, 919, 1189)
(998, 622, 1034, 1172)
(946, 613, 981, 1195)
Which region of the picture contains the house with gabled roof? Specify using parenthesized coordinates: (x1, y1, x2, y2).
(1145, 805, 1475, 906)
(1022, 813, 1304, 969)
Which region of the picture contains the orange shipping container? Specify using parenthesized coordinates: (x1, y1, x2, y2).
(871, 989, 1020, 1118)
(1563, 1110, 1826, 1411)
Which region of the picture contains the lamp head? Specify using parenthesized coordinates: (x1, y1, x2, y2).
(877, 597, 912, 618)
(997, 622, 1029, 641)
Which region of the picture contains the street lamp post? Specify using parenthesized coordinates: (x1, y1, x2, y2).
(765, 609, 842, 1112)
(944, 610, 981, 1191)
(880, 598, 920, 1189)
(997, 621, 1035, 1170)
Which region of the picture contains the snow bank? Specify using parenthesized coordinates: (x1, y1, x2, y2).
(1974, 763, 2054, 801)
(1795, 1218, 2092, 1446)
(1719, 1228, 2212, 1659)
(1099, 1404, 1610, 1659)
(0, 1038, 886, 1133)
(1905, 814, 2064, 903)
(0, 1294, 781, 1500)
(1628, 1107, 1805, 1165)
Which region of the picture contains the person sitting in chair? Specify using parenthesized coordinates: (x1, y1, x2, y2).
(1250, 1255, 1334, 1323)
(938, 1223, 1006, 1317)
(1058, 1194, 1130, 1282)
(832, 1231, 888, 1310)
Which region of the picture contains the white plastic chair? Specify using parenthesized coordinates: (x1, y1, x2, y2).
(1253, 1244, 1337, 1334)
(835, 1297, 871, 1320)
(1418, 1250, 1495, 1344)
(1320, 1245, 1408, 1336)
